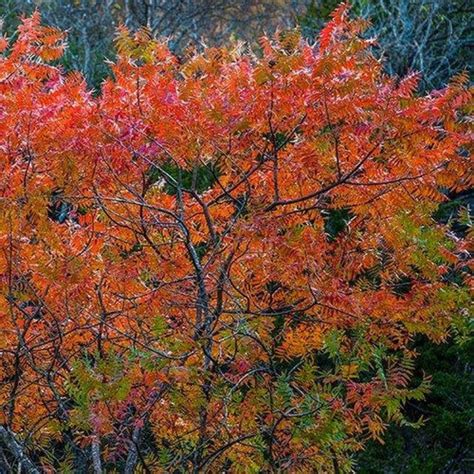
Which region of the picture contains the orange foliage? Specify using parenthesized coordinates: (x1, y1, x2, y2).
(0, 6, 471, 472)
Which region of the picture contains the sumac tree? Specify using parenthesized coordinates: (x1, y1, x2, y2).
(0, 5, 472, 473)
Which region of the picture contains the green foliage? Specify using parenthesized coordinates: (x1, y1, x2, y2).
(66, 353, 132, 429)
(152, 315, 168, 337)
(357, 336, 474, 473)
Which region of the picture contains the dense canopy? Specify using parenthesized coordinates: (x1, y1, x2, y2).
(0, 5, 472, 472)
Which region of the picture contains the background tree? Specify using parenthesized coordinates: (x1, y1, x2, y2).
(300, 0, 473, 91)
(0, 0, 307, 87)
(3, 1, 472, 91)
(0, 0, 116, 86)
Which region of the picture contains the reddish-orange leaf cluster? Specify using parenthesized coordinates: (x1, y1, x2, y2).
(0, 6, 472, 472)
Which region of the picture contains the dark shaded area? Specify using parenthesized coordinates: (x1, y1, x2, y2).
(48, 190, 73, 224)
(147, 161, 218, 195)
(358, 336, 473, 473)
(322, 207, 353, 241)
